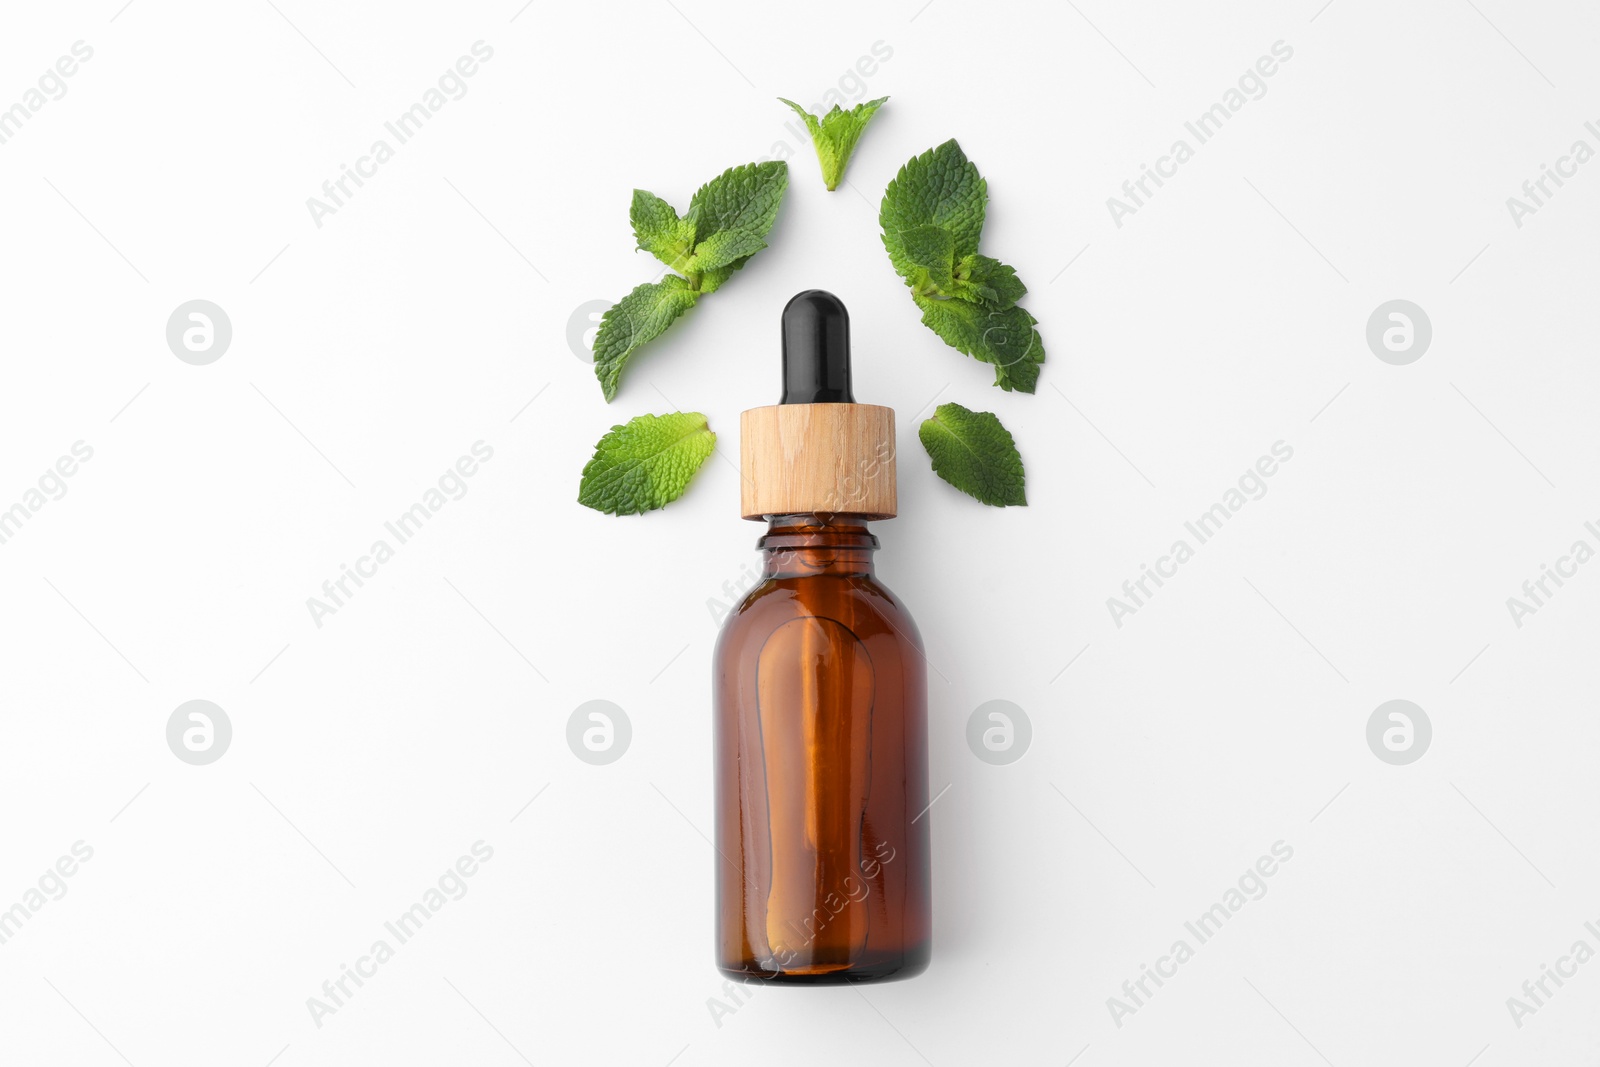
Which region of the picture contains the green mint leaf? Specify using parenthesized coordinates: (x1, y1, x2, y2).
(687, 161, 788, 245)
(578, 411, 717, 515)
(880, 139, 986, 276)
(630, 190, 694, 270)
(686, 228, 768, 273)
(592, 276, 700, 402)
(913, 294, 1044, 393)
(779, 95, 888, 191)
(918, 402, 1026, 507)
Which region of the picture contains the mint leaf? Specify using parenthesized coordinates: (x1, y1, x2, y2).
(880, 139, 986, 274)
(592, 277, 700, 402)
(630, 190, 693, 270)
(779, 95, 888, 191)
(579, 411, 717, 515)
(687, 161, 788, 245)
(913, 296, 1043, 393)
(918, 402, 1026, 507)
(881, 140, 1046, 393)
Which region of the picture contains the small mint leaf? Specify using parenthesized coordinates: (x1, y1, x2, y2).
(780, 95, 887, 191)
(919, 402, 1026, 506)
(630, 190, 694, 270)
(592, 276, 700, 402)
(687, 161, 788, 244)
(579, 411, 717, 515)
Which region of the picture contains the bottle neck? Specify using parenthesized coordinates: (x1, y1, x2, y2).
(758, 514, 878, 578)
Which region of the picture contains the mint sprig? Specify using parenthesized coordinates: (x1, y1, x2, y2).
(779, 96, 888, 191)
(881, 140, 1045, 393)
(594, 161, 788, 401)
(578, 411, 717, 515)
(919, 402, 1027, 506)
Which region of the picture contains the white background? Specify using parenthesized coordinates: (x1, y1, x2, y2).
(1, 0, 1597, 1064)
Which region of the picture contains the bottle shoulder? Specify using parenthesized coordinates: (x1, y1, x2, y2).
(717, 573, 922, 650)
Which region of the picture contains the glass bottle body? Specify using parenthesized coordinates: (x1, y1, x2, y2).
(712, 515, 931, 983)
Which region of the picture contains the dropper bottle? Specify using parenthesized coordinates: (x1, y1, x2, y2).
(712, 289, 932, 983)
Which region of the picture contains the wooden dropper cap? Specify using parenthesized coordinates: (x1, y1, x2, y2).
(740, 290, 896, 521)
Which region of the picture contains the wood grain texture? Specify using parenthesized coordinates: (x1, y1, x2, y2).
(740, 403, 897, 520)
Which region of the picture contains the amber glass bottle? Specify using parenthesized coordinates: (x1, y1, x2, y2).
(712, 291, 931, 984)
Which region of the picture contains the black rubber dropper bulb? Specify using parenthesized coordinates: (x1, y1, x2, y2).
(780, 289, 854, 404)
